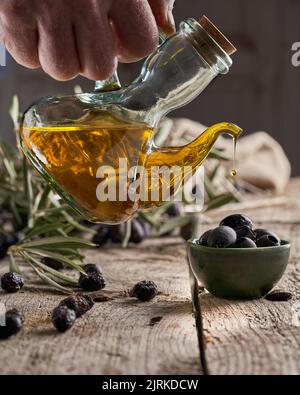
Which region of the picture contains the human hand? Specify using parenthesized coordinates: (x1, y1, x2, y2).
(0, 0, 175, 81)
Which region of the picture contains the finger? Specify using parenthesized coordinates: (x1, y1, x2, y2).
(109, 0, 159, 62)
(0, 17, 40, 69)
(148, 0, 176, 34)
(73, 12, 117, 81)
(38, 18, 80, 81)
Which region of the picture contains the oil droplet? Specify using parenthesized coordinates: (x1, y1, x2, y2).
(231, 169, 237, 177)
(231, 137, 238, 177)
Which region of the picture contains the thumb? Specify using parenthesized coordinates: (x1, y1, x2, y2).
(148, 0, 176, 35)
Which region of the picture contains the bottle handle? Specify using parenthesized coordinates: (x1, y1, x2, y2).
(94, 70, 122, 92)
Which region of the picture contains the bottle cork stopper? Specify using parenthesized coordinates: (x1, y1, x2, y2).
(199, 15, 236, 56)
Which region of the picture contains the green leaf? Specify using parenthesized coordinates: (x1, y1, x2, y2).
(21, 252, 75, 294)
(0, 140, 17, 159)
(122, 220, 132, 248)
(8, 251, 21, 274)
(204, 177, 216, 200)
(22, 248, 87, 275)
(29, 263, 72, 294)
(49, 249, 85, 260)
(47, 193, 96, 234)
(20, 236, 96, 249)
(138, 212, 161, 228)
(37, 185, 51, 210)
(0, 142, 17, 181)
(151, 201, 174, 219)
(9, 200, 23, 227)
(23, 223, 70, 239)
(22, 158, 34, 224)
(204, 193, 236, 211)
(22, 252, 78, 286)
(209, 164, 220, 182)
(158, 215, 191, 236)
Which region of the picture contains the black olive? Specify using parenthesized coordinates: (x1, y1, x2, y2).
(80, 295, 95, 309)
(1, 272, 24, 293)
(166, 203, 181, 217)
(0, 234, 8, 259)
(265, 290, 292, 301)
(109, 224, 126, 243)
(234, 237, 257, 248)
(197, 230, 213, 246)
(0, 245, 8, 260)
(180, 222, 194, 241)
(136, 218, 151, 237)
(79, 272, 106, 291)
(52, 306, 76, 333)
(59, 295, 94, 318)
(219, 214, 253, 230)
(236, 225, 256, 240)
(0, 309, 25, 339)
(4, 233, 19, 248)
(207, 226, 237, 248)
(256, 235, 280, 247)
(129, 281, 158, 302)
(254, 229, 280, 244)
(92, 225, 111, 246)
(130, 219, 145, 244)
(82, 263, 102, 274)
(41, 257, 64, 271)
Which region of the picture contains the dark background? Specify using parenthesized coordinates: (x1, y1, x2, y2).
(1, 0, 300, 173)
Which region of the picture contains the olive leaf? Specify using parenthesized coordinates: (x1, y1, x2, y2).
(122, 220, 132, 248)
(26, 260, 73, 294)
(138, 212, 161, 228)
(204, 193, 236, 211)
(23, 223, 71, 240)
(8, 251, 21, 274)
(158, 215, 191, 236)
(20, 236, 96, 250)
(204, 177, 216, 200)
(209, 164, 220, 182)
(21, 251, 78, 286)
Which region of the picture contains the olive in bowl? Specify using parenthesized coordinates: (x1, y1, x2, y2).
(187, 214, 291, 300)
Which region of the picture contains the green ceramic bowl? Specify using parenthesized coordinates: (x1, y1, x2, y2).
(187, 240, 291, 300)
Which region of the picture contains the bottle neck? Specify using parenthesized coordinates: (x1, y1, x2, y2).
(121, 19, 232, 126)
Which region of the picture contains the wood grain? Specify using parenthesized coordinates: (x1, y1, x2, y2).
(0, 238, 201, 375)
(1, 180, 300, 375)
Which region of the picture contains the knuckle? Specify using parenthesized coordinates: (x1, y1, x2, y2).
(2, 0, 27, 19)
(42, 60, 78, 81)
(5, 39, 39, 69)
(134, 30, 159, 58)
(83, 57, 117, 81)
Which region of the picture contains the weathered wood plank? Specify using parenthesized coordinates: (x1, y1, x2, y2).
(0, 238, 201, 375)
(199, 180, 300, 375)
(1, 180, 300, 375)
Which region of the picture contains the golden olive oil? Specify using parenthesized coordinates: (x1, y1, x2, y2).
(22, 112, 153, 223)
(21, 111, 241, 223)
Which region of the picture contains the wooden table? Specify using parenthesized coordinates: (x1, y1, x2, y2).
(1, 180, 300, 375)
